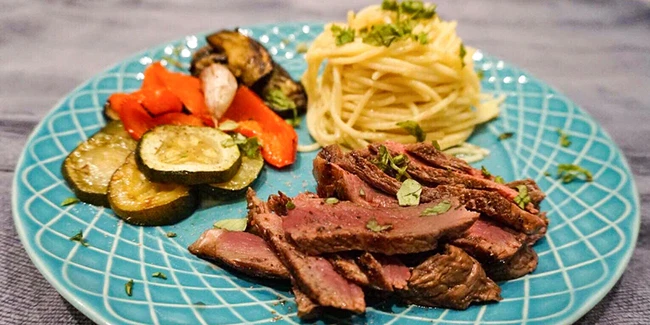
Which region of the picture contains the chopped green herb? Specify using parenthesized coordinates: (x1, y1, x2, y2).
(498, 132, 514, 140)
(69, 230, 89, 247)
(557, 128, 571, 147)
(431, 140, 441, 150)
(397, 179, 422, 206)
(362, 22, 413, 47)
(325, 197, 340, 205)
(544, 171, 551, 177)
(481, 166, 491, 177)
(281, 38, 290, 46)
(61, 197, 79, 206)
(284, 116, 302, 127)
(494, 176, 505, 184)
(513, 185, 531, 209)
(266, 89, 296, 111)
(397, 120, 425, 142)
(366, 218, 393, 232)
(152, 272, 167, 280)
(459, 43, 467, 68)
(359, 188, 366, 197)
(125, 279, 134, 296)
(166, 232, 177, 238)
(381, 0, 398, 11)
(286, 200, 296, 210)
(194, 301, 206, 307)
(421, 200, 452, 216)
(557, 164, 593, 183)
(237, 136, 262, 159)
(296, 42, 309, 53)
(476, 70, 485, 80)
(414, 32, 428, 45)
(213, 218, 248, 232)
(218, 120, 239, 132)
(372, 145, 410, 181)
(331, 25, 356, 46)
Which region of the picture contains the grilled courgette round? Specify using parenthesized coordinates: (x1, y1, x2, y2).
(201, 154, 264, 196)
(108, 153, 197, 226)
(61, 121, 137, 207)
(136, 125, 241, 185)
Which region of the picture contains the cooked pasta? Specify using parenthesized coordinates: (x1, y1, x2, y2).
(301, 2, 502, 153)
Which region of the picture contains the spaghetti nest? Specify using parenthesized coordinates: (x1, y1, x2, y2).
(302, 2, 501, 153)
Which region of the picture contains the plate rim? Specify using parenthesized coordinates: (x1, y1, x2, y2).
(11, 21, 641, 325)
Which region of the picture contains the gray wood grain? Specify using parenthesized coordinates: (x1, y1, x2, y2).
(2, 0, 649, 324)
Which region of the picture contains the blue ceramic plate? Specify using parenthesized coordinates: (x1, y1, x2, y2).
(13, 23, 640, 325)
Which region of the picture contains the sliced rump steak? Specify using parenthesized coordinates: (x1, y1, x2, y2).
(402, 245, 502, 309)
(452, 218, 526, 263)
(328, 253, 370, 287)
(484, 245, 539, 281)
(282, 196, 479, 255)
(249, 192, 366, 313)
(294, 287, 321, 319)
(188, 228, 290, 280)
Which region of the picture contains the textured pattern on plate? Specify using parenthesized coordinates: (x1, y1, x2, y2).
(12, 23, 639, 325)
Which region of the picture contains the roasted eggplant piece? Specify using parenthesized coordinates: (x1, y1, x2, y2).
(190, 45, 228, 77)
(254, 62, 308, 118)
(206, 30, 273, 86)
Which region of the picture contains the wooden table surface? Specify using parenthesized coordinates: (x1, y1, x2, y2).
(1, 0, 649, 324)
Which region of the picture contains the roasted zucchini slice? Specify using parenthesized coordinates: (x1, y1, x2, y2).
(61, 121, 137, 207)
(108, 154, 197, 226)
(136, 125, 241, 185)
(201, 154, 264, 196)
(206, 30, 273, 86)
(189, 45, 228, 77)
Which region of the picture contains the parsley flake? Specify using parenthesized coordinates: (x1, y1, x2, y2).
(61, 197, 79, 206)
(286, 200, 296, 210)
(331, 25, 355, 46)
(459, 43, 467, 68)
(372, 145, 410, 181)
(152, 272, 167, 280)
(213, 218, 248, 232)
(366, 218, 393, 232)
(557, 128, 571, 147)
(476, 70, 485, 80)
(481, 166, 491, 177)
(557, 164, 593, 183)
(325, 197, 340, 205)
(125, 279, 134, 296)
(166, 232, 177, 238)
(397, 120, 425, 142)
(494, 176, 505, 184)
(431, 140, 441, 150)
(296, 42, 309, 53)
(218, 120, 239, 132)
(69, 230, 89, 247)
(421, 200, 452, 216)
(397, 179, 422, 206)
(237, 135, 262, 159)
(498, 132, 514, 140)
(513, 185, 531, 209)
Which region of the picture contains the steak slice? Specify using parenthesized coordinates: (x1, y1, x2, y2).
(314, 153, 398, 208)
(402, 245, 502, 309)
(328, 253, 370, 286)
(294, 287, 321, 319)
(282, 196, 479, 255)
(357, 253, 410, 291)
(484, 245, 539, 281)
(371, 142, 539, 214)
(405, 142, 481, 176)
(188, 229, 290, 280)
(249, 195, 366, 313)
(325, 145, 545, 235)
(452, 218, 526, 263)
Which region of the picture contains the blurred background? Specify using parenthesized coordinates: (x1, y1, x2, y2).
(1, 1, 648, 324)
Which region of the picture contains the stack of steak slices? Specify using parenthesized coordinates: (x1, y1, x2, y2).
(189, 141, 547, 319)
